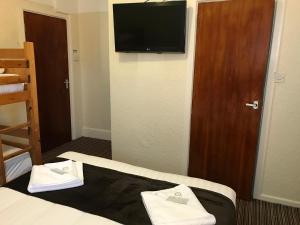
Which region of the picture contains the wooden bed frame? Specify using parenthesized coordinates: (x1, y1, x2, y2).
(0, 42, 42, 185)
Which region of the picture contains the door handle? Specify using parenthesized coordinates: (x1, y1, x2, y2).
(64, 79, 69, 90)
(245, 100, 259, 110)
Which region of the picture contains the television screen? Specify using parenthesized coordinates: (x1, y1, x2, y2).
(113, 1, 186, 53)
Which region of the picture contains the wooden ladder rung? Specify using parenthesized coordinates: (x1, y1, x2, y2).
(0, 49, 25, 59)
(0, 122, 30, 135)
(0, 91, 30, 105)
(0, 74, 27, 85)
(0, 125, 28, 138)
(3, 147, 31, 161)
(2, 139, 29, 149)
(2, 139, 32, 161)
(0, 59, 28, 68)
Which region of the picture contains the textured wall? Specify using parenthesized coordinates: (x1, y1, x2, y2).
(260, 0, 300, 206)
(108, 0, 197, 174)
(78, 0, 108, 13)
(78, 11, 111, 140)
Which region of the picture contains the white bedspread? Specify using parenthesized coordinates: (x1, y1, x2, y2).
(0, 188, 120, 225)
(0, 152, 236, 225)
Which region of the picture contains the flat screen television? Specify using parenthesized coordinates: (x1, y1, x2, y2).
(113, 1, 186, 53)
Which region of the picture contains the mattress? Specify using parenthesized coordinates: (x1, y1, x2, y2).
(0, 152, 236, 225)
(0, 74, 24, 94)
(60, 152, 236, 203)
(3, 145, 32, 183)
(0, 83, 24, 94)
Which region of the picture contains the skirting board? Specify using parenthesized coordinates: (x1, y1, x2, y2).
(257, 194, 300, 208)
(82, 127, 111, 140)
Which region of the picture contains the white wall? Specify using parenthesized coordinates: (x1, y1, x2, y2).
(108, 0, 197, 174)
(109, 0, 300, 206)
(70, 13, 83, 138)
(78, 0, 108, 13)
(77, 0, 111, 140)
(255, 0, 300, 207)
(78, 11, 111, 140)
(27, 0, 53, 7)
(28, 0, 79, 13)
(55, 0, 78, 13)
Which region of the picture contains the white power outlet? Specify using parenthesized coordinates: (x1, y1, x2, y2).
(72, 49, 80, 62)
(274, 72, 285, 83)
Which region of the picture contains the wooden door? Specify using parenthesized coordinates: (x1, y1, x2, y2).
(24, 12, 72, 153)
(188, 0, 275, 200)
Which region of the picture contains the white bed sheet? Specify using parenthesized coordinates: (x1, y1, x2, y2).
(0, 151, 236, 225)
(0, 83, 24, 94)
(0, 188, 120, 225)
(3, 145, 32, 183)
(0, 74, 24, 94)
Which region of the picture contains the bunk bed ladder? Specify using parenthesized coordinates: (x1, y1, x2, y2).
(24, 42, 42, 166)
(0, 42, 42, 185)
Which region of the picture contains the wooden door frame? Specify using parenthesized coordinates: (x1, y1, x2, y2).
(16, 7, 80, 140)
(183, 0, 286, 202)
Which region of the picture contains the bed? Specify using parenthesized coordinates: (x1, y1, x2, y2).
(0, 42, 42, 187)
(0, 152, 237, 225)
(0, 73, 29, 182)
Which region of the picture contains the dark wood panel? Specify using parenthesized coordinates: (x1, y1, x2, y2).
(189, 0, 275, 200)
(24, 12, 72, 152)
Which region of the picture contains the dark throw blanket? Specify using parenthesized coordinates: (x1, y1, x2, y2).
(5, 159, 236, 225)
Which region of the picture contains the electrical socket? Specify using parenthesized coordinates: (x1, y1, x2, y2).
(274, 72, 285, 83)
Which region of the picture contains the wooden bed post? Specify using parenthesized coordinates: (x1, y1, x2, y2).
(0, 137, 6, 185)
(24, 42, 42, 165)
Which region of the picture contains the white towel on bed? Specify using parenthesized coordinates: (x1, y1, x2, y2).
(27, 160, 84, 193)
(141, 184, 216, 225)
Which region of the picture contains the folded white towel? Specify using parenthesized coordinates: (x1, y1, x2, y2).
(141, 184, 216, 225)
(28, 160, 84, 193)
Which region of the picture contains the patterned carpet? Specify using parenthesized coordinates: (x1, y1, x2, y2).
(42, 137, 111, 162)
(237, 199, 300, 225)
(44, 137, 300, 225)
